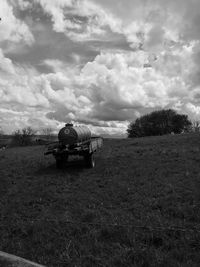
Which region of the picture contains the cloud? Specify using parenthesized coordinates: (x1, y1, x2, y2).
(9, 0, 200, 50)
(41, 48, 198, 128)
(0, 0, 34, 45)
(186, 103, 200, 118)
(1, 45, 199, 134)
(0, 49, 49, 109)
(1, 0, 200, 135)
(32, 0, 122, 41)
(0, 49, 16, 74)
(89, 0, 200, 52)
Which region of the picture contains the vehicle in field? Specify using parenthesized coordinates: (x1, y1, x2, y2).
(44, 123, 103, 168)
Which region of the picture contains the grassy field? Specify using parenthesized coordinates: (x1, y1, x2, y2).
(0, 133, 200, 266)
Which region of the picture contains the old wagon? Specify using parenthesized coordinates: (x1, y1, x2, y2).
(44, 123, 103, 168)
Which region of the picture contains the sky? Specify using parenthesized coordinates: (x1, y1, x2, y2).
(0, 0, 200, 136)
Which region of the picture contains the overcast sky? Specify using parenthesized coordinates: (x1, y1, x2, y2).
(0, 0, 200, 135)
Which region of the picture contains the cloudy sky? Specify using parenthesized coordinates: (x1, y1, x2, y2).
(0, 0, 200, 136)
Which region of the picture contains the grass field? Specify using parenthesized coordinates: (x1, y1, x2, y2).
(0, 133, 200, 266)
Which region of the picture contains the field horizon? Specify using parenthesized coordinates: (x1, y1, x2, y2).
(0, 133, 200, 266)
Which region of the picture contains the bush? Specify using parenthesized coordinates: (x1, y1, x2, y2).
(127, 109, 192, 138)
(11, 127, 37, 146)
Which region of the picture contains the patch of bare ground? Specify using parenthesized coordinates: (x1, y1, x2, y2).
(0, 133, 200, 266)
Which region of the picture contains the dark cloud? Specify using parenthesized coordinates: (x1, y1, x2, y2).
(5, 21, 99, 72)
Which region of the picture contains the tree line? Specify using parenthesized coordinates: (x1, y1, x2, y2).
(0, 109, 200, 146)
(12, 127, 55, 146)
(0, 127, 54, 146)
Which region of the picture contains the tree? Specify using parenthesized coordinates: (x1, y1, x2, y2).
(127, 109, 192, 138)
(192, 121, 200, 133)
(12, 127, 37, 146)
(42, 127, 53, 140)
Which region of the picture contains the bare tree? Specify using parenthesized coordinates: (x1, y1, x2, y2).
(22, 126, 37, 137)
(42, 127, 53, 140)
(12, 127, 37, 146)
(193, 121, 200, 133)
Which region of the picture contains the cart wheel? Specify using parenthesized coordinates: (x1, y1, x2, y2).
(85, 153, 95, 168)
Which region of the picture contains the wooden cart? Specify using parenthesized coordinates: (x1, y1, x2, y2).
(44, 137, 103, 168)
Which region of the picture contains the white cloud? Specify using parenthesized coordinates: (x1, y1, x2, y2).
(0, 0, 34, 45)
(1, 44, 199, 134)
(0, 49, 16, 74)
(186, 103, 200, 115)
(37, 48, 198, 130)
(33, 0, 122, 41)
(1, 0, 200, 135)
(0, 50, 49, 109)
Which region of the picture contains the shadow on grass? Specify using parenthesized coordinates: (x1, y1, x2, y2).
(36, 158, 86, 176)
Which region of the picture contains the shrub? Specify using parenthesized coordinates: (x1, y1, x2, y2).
(11, 127, 37, 146)
(127, 109, 192, 138)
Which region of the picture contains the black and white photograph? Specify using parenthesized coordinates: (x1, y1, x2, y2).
(0, 0, 200, 266)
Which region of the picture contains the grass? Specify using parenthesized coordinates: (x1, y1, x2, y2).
(0, 133, 200, 266)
